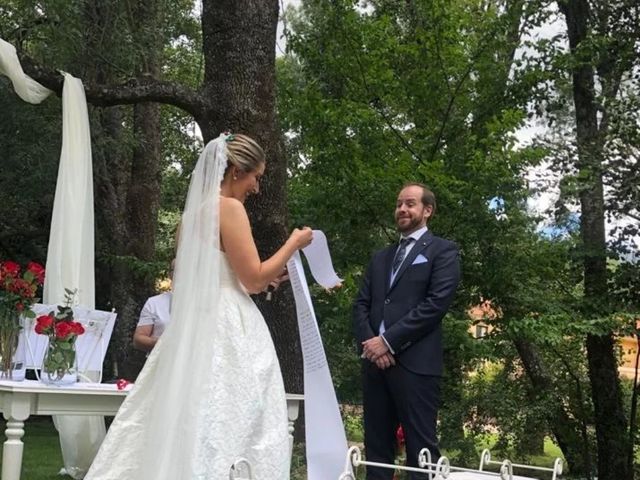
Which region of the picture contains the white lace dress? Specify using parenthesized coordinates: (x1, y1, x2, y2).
(85, 253, 290, 479)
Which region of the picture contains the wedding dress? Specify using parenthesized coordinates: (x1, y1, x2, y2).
(85, 135, 290, 479)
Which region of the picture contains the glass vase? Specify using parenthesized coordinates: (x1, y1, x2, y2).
(0, 308, 26, 381)
(41, 338, 78, 385)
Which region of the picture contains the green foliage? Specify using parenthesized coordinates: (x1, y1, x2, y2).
(278, 2, 639, 473)
(0, 81, 61, 263)
(280, 0, 551, 394)
(0, 1, 202, 284)
(342, 405, 364, 443)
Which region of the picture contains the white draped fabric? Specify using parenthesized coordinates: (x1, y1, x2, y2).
(43, 74, 102, 480)
(43, 73, 95, 310)
(0, 39, 102, 480)
(0, 38, 52, 104)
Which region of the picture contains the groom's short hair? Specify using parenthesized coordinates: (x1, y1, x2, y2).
(402, 182, 437, 220)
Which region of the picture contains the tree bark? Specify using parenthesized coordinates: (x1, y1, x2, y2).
(120, 0, 164, 377)
(81, 0, 162, 380)
(558, 1, 631, 478)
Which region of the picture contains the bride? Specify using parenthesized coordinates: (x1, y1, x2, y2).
(85, 133, 313, 479)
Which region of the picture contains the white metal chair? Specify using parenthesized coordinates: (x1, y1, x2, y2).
(229, 458, 254, 479)
(338, 445, 564, 480)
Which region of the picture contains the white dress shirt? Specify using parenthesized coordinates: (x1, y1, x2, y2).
(137, 291, 172, 338)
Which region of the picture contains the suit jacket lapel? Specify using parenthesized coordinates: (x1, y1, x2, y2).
(383, 246, 396, 292)
(388, 230, 434, 292)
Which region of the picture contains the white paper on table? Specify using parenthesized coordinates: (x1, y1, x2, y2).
(302, 230, 343, 289)
(288, 250, 350, 480)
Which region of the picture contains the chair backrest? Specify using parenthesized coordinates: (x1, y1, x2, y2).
(26, 303, 117, 379)
(228, 458, 253, 480)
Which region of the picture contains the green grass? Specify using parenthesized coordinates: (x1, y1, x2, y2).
(0, 418, 64, 480)
(528, 438, 565, 469)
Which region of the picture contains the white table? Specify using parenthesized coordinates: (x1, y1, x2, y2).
(0, 380, 303, 480)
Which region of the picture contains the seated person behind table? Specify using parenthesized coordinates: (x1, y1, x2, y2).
(133, 262, 173, 353)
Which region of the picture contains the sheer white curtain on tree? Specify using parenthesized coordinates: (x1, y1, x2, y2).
(0, 39, 105, 479)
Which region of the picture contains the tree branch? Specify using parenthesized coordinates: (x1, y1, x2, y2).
(19, 55, 205, 118)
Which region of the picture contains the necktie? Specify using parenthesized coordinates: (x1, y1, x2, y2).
(392, 237, 413, 274)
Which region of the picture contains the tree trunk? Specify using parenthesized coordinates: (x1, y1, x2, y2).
(82, 0, 162, 380)
(199, 0, 302, 393)
(558, 1, 631, 478)
(119, 0, 164, 378)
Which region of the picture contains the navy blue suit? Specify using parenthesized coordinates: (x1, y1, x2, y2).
(353, 230, 460, 479)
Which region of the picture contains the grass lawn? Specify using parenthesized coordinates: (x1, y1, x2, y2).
(474, 433, 565, 470)
(468, 439, 564, 479)
(0, 417, 64, 480)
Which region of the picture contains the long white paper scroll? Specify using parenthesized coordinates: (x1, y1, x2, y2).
(287, 231, 349, 480)
(301, 230, 342, 288)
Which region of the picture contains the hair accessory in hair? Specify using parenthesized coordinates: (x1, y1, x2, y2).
(224, 132, 236, 143)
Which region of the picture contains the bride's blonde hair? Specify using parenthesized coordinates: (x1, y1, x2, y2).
(226, 134, 265, 173)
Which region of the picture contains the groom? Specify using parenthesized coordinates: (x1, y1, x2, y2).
(353, 183, 460, 479)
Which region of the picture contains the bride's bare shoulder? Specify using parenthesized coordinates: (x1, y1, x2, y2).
(220, 196, 248, 224)
(220, 196, 244, 212)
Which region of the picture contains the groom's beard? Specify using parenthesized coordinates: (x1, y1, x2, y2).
(396, 214, 424, 234)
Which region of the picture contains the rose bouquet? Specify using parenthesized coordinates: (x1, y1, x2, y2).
(36, 288, 85, 384)
(0, 260, 45, 379)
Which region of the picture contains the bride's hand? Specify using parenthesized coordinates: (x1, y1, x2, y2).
(264, 269, 289, 300)
(266, 270, 289, 292)
(290, 227, 313, 250)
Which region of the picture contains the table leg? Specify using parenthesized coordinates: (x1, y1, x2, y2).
(1, 391, 32, 480)
(2, 419, 24, 480)
(286, 398, 301, 464)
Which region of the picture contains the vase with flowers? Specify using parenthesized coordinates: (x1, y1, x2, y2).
(36, 289, 85, 385)
(0, 260, 45, 381)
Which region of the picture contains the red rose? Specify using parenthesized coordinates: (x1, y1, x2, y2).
(116, 379, 131, 390)
(37, 314, 54, 328)
(1, 261, 20, 277)
(26, 262, 45, 285)
(35, 315, 54, 335)
(15, 302, 24, 312)
(71, 322, 85, 335)
(55, 321, 74, 339)
(8, 278, 35, 298)
(396, 425, 405, 448)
